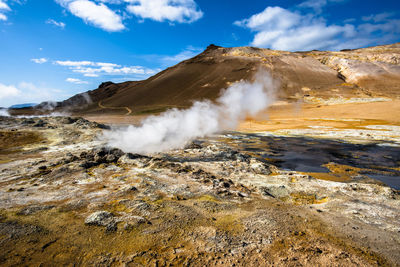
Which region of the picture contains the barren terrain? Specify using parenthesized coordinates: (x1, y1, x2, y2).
(0, 105, 399, 266)
(1, 43, 400, 266)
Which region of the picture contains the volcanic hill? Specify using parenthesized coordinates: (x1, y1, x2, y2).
(13, 43, 400, 116)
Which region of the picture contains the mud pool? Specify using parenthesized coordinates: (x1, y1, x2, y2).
(221, 133, 400, 189)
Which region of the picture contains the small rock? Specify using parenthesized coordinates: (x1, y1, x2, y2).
(128, 186, 138, 192)
(17, 205, 55, 215)
(220, 181, 231, 188)
(250, 158, 272, 175)
(38, 166, 47, 171)
(85, 211, 115, 230)
(123, 222, 134, 231)
(123, 216, 147, 231)
(79, 161, 97, 169)
(131, 215, 146, 224)
(105, 154, 116, 163)
(118, 153, 150, 166)
(33, 119, 46, 127)
(261, 185, 290, 198)
(106, 223, 117, 232)
(237, 192, 248, 198)
(184, 141, 203, 149)
(22, 118, 35, 125)
(60, 117, 78, 124)
(93, 154, 104, 163)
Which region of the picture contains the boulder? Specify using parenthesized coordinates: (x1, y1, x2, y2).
(261, 185, 290, 199)
(85, 211, 113, 226)
(249, 158, 272, 175)
(85, 211, 117, 232)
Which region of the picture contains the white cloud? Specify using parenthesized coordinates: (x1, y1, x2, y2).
(0, 1, 10, 11)
(298, 0, 346, 13)
(0, 83, 20, 100)
(46, 18, 66, 28)
(234, 6, 302, 32)
(83, 73, 99, 77)
(31, 58, 48, 64)
(56, 0, 125, 31)
(126, 0, 203, 23)
(235, 6, 400, 51)
(0, 0, 10, 21)
(161, 46, 202, 65)
(55, 0, 203, 31)
(0, 0, 26, 21)
(0, 82, 68, 107)
(96, 0, 124, 4)
(54, 60, 157, 77)
(362, 12, 395, 23)
(357, 19, 400, 35)
(54, 60, 93, 66)
(298, 0, 327, 13)
(66, 78, 89, 84)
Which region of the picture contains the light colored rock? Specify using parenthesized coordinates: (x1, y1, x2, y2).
(85, 211, 114, 226)
(261, 185, 290, 199)
(249, 158, 272, 175)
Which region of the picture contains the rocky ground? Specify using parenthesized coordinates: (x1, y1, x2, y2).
(0, 115, 399, 266)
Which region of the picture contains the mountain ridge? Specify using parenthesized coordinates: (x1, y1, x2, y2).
(10, 43, 400, 116)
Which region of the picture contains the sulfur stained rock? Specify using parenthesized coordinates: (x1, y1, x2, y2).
(249, 158, 272, 175)
(17, 205, 55, 216)
(85, 211, 116, 232)
(85, 211, 113, 225)
(261, 185, 290, 199)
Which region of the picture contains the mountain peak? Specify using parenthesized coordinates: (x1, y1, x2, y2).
(205, 44, 221, 51)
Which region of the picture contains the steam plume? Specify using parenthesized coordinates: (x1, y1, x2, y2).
(0, 109, 10, 117)
(104, 70, 277, 153)
(81, 92, 92, 105)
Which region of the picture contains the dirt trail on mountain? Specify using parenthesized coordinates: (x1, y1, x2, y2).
(98, 100, 132, 115)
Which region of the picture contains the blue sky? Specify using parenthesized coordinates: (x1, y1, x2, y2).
(0, 0, 399, 107)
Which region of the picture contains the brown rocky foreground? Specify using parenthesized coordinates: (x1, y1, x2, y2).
(0, 112, 399, 266)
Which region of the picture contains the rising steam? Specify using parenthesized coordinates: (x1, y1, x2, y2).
(0, 109, 10, 117)
(104, 70, 277, 154)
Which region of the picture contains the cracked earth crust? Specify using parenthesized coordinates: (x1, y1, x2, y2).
(0, 115, 399, 266)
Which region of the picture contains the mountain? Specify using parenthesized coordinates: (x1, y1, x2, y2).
(13, 43, 400, 116)
(9, 103, 38, 109)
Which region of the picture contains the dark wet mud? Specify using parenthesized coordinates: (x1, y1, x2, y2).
(221, 133, 400, 189)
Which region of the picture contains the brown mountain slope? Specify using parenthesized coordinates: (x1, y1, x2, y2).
(78, 44, 262, 115)
(15, 43, 400, 116)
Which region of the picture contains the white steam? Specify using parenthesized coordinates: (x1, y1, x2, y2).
(39, 101, 58, 111)
(104, 70, 277, 154)
(15, 112, 71, 118)
(81, 92, 92, 105)
(0, 109, 10, 117)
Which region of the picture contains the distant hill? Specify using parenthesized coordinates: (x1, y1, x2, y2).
(9, 103, 38, 109)
(13, 43, 400, 116)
